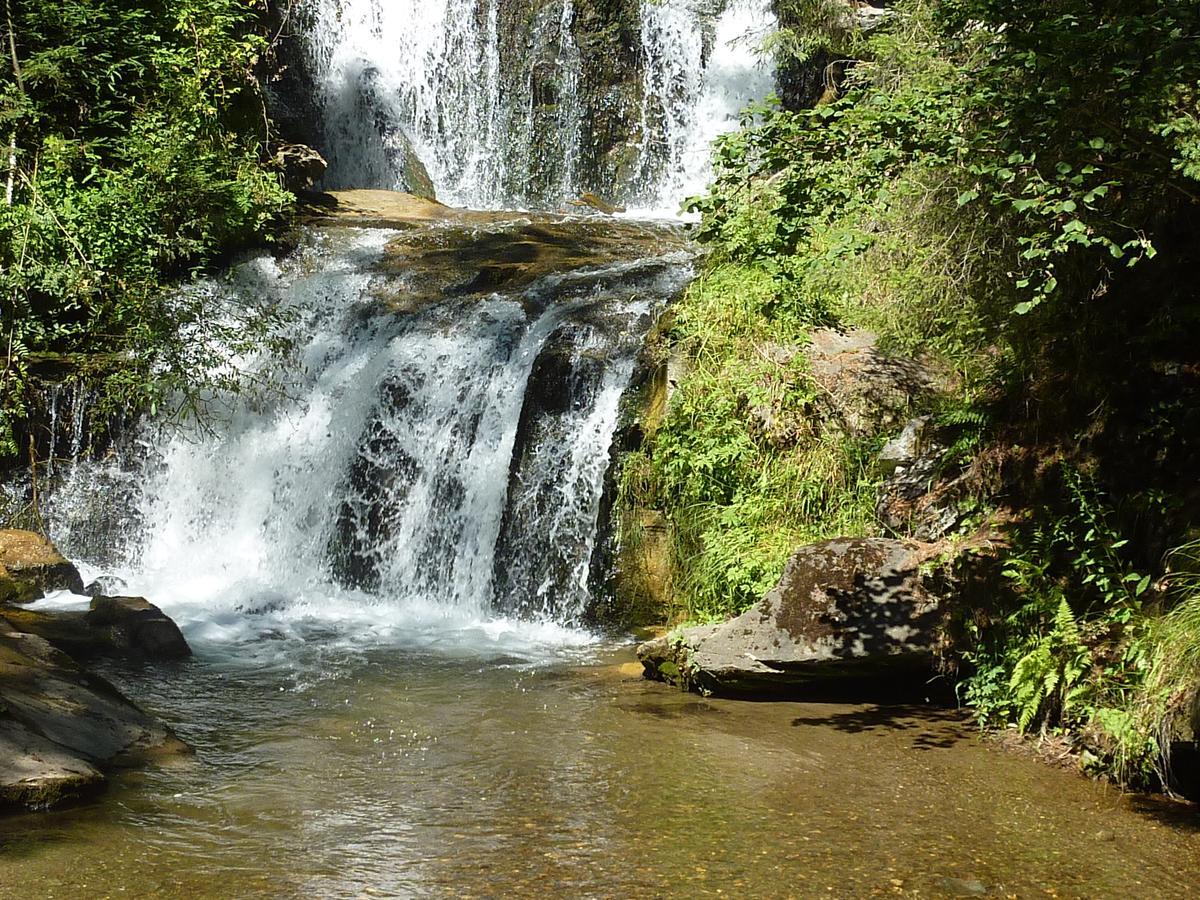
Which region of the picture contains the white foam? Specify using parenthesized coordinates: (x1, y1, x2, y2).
(303, 0, 776, 213)
(41, 228, 689, 664)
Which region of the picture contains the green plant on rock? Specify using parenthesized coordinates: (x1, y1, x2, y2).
(1113, 541, 1200, 790)
(623, 261, 879, 622)
(961, 470, 1156, 764)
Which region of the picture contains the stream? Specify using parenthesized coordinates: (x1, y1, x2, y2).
(1, 643, 1199, 897)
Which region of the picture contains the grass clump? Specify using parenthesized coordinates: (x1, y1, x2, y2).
(620, 261, 879, 622)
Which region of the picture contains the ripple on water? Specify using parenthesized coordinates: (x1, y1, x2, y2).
(1, 645, 1199, 899)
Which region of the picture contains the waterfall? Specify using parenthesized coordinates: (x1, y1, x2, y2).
(22, 2, 776, 650)
(38, 222, 694, 649)
(634, 0, 776, 209)
(303, 0, 776, 211)
(306, 0, 585, 206)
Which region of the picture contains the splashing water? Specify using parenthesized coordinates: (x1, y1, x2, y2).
(27, 1, 776, 660)
(303, 0, 775, 211)
(633, 0, 777, 213)
(39, 222, 693, 660)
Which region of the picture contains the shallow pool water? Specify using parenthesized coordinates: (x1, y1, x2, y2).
(1, 640, 1197, 898)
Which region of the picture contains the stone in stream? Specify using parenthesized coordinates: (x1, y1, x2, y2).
(0, 528, 86, 600)
(638, 538, 946, 697)
(0, 619, 187, 812)
(0, 716, 106, 811)
(83, 574, 129, 598)
(2, 597, 191, 663)
(86, 596, 192, 660)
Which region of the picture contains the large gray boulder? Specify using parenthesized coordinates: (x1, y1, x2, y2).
(638, 538, 945, 697)
(0, 619, 187, 811)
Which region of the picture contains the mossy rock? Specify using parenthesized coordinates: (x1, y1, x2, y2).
(0, 564, 42, 606)
(0, 529, 85, 598)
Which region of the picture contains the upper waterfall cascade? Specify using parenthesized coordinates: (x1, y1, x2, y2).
(304, 0, 776, 211)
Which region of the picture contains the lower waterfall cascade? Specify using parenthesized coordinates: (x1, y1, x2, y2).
(17, 1, 777, 649)
(31, 218, 693, 653)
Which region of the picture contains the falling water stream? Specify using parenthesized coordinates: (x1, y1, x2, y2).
(4, 2, 1200, 897)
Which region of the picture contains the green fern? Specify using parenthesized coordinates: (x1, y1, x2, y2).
(938, 400, 991, 464)
(1008, 596, 1092, 732)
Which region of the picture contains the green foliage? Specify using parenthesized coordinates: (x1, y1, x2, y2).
(666, 0, 1200, 790)
(0, 0, 293, 453)
(767, 0, 866, 66)
(692, 0, 1200, 341)
(1115, 541, 1200, 789)
(620, 263, 877, 621)
(960, 470, 1156, 782)
(938, 1, 1200, 315)
(1006, 596, 1091, 732)
(933, 397, 989, 468)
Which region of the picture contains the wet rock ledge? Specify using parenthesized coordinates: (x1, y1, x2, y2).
(0, 529, 190, 813)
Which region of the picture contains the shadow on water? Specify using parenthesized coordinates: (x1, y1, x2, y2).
(790, 703, 966, 751)
(620, 699, 727, 721)
(1127, 793, 1200, 832)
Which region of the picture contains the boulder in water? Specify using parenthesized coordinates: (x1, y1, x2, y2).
(1, 607, 106, 660)
(86, 597, 192, 660)
(0, 529, 85, 599)
(639, 538, 946, 697)
(83, 574, 129, 598)
(0, 716, 106, 811)
(0, 618, 187, 812)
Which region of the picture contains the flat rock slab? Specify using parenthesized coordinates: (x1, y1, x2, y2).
(0, 718, 105, 811)
(0, 619, 187, 812)
(639, 537, 946, 698)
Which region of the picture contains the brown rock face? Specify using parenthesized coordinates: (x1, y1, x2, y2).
(273, 142, 329, 192)
(639, 538, 946, 697)
(86, 597, 192, 660)
(806, 328, 944, 437)
(0, 529, 85, 599)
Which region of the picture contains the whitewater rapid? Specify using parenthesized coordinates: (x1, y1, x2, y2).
(305, 0, 775, 213)
(33, 222, 692, 660)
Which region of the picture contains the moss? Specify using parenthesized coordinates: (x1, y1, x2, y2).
(0, 768, 106, 812)
(617, 262, 886, 622)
